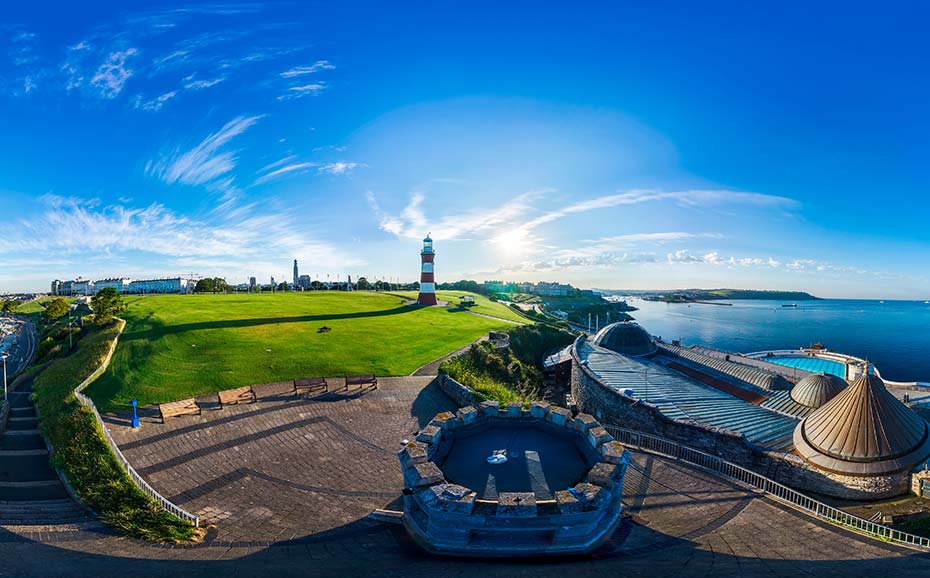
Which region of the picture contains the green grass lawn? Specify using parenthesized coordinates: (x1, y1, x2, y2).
(86, 291, 517, 411)
(14, 296, 67, 315)
(395, 290, 528, 323)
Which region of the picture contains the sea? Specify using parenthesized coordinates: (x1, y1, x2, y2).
(624, 298, 930, 382)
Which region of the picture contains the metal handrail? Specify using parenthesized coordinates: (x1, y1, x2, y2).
(72, 319, 199, 526)
(606, 425, 930, 550)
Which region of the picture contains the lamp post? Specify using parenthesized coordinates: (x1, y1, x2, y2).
(1, 353, 8, 405)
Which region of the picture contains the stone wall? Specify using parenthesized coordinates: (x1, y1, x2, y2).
(398, 403, 631, 556)
(570, 335, 911, 500)
(436, 373, 479, 407)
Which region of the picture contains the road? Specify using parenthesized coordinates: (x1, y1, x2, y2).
(1, 316, 36, 379)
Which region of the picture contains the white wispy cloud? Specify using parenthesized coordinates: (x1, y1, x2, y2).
(254, 162, 318, 185)
(367, 190, 545, 242)
(91, 48, 138, 98)
(318, 161, 357, 175)
(277, 82, 327, 100)
(152, 49, 189, 69)
(0, 195, 361, 273)
(280, 60, 335, 77)
(515, 189, 798, 234)
(374, 188, 796, 246)
(146, 115, 263, 186)
(182, 75, 225, 90)
(136, 90, 178, 112)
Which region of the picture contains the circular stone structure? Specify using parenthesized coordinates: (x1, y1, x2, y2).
(790, 372, 848, 408)
(398, 400, 631, 557)
(591, 321, 657, 357)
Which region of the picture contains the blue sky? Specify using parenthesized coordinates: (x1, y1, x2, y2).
(2, 2, 929, 298)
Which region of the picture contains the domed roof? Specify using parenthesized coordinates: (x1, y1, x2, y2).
(591, 322, 657, 357)
(790, 372, 848, 408)
(793, 372, 930, 475)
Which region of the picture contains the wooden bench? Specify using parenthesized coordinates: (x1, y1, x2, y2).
(346, 374, 378, 391)
(159, 398, 201, 423)
(252, 380, 296, 401)
(294, 377, 328, 397)
(218, 386, 255, 407)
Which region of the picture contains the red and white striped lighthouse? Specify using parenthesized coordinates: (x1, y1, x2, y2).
(417, 234, 437, 305)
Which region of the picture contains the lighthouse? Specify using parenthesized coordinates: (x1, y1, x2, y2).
(417, 234, 437, 305)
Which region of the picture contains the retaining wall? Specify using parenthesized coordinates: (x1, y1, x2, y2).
(436, 373, 479, 407)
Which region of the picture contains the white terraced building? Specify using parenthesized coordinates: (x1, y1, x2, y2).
(127, 278, 192, 294)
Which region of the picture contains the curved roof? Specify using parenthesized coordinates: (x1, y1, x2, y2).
(793, 373, 930, 475)
(660, 343, 792, 391)
(790, 372, 847, 408)
(591, 322, 657, 357)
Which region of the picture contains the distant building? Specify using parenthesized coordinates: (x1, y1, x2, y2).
(249, 276, 257, 289)
(293, 260, 299, 288)
(93, 278, 130, 293)
(127, 278, 191, 294)
(481, 280, 573, 297)
(71, 277, 93, 296)
(298, 274, 311, 290)
(50, 280, 62, 296)
(532, 282, 573, 297)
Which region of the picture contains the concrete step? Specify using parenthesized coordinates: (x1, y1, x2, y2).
(6, 419, 38, 431)
(0, 435, 46, 451)
(0, 483, 69, 501)
(0, 455, 59, 482)
(0, 499, 90, 525)
(0, 449, 47, 457)
(9, 407, 36, 416)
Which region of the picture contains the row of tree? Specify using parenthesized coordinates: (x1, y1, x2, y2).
(190, 277, 430, 293)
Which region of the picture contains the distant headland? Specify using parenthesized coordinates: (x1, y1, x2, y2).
(596, 288, 820, 303)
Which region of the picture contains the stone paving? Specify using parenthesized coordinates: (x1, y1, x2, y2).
(0, 376, 928, 576)
(106, 376, 453, 543)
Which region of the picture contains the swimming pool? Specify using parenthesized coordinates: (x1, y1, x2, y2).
(765, 356, 847, 378)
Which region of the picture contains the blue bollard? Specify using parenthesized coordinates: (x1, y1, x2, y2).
(131, 399, 140, 428)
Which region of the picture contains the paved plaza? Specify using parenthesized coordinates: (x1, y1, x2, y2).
(0, 376, 927, 577)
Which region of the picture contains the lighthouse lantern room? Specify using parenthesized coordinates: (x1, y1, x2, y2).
(417, 234, 437, 305)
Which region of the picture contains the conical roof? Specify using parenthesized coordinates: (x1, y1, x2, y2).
(790, 372, 847, 408)
(793, 372, 930, 475)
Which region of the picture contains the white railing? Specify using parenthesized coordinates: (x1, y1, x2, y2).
(606, 425, 930, 551)
(72, 319, 199, 527)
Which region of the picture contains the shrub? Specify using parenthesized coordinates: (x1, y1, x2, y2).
(440, 324, 575, 404)
(32, 323, 196, 542)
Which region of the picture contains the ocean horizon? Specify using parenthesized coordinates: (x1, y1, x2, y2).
(625, 297, 930, 382)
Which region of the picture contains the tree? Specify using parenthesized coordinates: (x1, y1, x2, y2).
(1, 300, 17, 314)
(91, 288, 125, 326)
(195, 278, 215, 293)
(43, 298, 70, 321)
(357, 277, 371, 291)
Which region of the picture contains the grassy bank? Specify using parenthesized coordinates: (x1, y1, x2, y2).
(32, 322, 196, 542)
(87, 292, 515, 412)
(395, 290, 528, 323)
(440, 325, 575, 404)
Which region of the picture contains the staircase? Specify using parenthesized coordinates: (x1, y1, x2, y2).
(0, 380, 92, 525)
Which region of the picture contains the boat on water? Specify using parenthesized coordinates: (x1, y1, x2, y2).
(782, 303, 798, 308)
